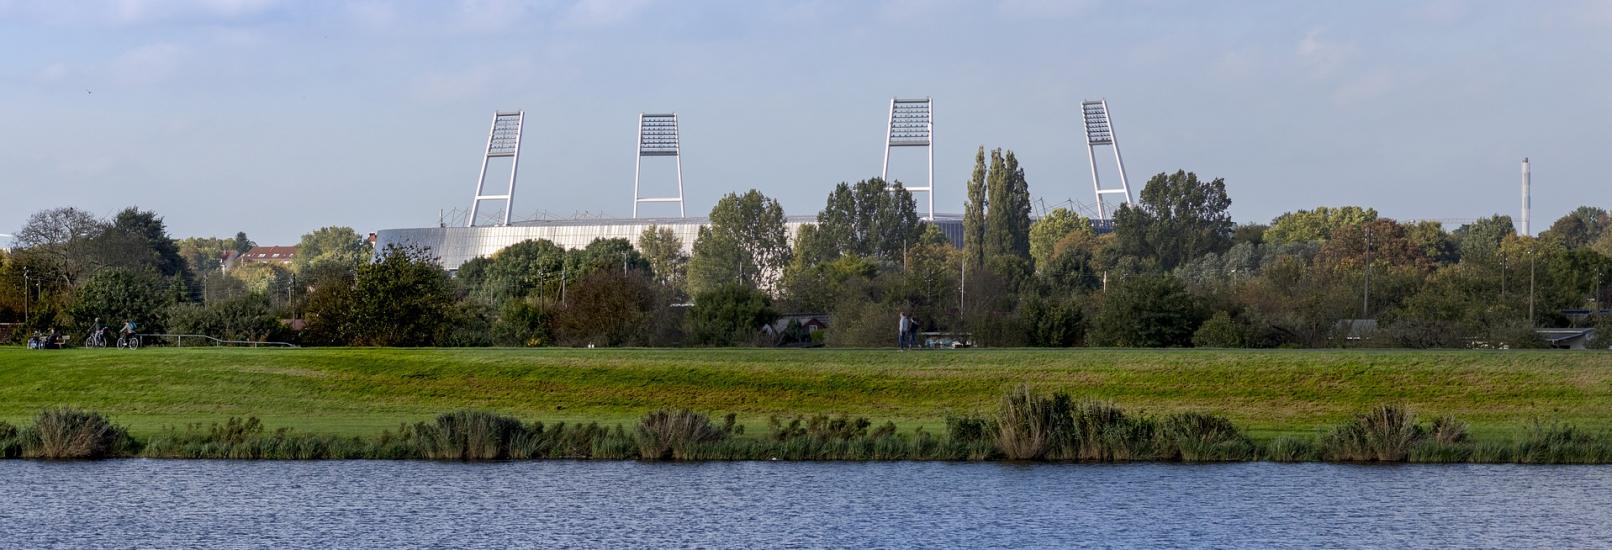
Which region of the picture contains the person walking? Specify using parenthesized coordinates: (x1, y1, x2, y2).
(898, 311, 912, 350)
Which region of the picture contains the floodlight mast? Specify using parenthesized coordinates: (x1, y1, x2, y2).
(882, 97, 935, 220)
(467, 111, 524, 227)
(633, 112, 686, 218)
(1082, 99, 1133, 220)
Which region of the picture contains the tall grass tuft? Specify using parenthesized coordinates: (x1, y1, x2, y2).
(0, 421, 20, 458)
(1321, 404, 1424, 462)
(635, 409, 732, 460)
(1157, 412, 1256, 461)
(1263, 436, 1319, 462)
(414, 410, 526, 460)
(1515, 421, 1612, 464)
(993, 385, 1073, 461)
(21, 408, 134, 459)
(1071, 400, 1154, 461)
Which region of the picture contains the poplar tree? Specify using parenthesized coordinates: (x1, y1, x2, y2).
(962, 147, 988, 268)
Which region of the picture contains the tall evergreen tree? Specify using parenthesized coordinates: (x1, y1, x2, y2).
(962, 147, 988, 268)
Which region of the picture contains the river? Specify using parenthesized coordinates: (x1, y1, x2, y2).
(1, 461, 1608, 548)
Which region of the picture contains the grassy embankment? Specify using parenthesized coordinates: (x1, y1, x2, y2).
(2, 347, 1609, 442)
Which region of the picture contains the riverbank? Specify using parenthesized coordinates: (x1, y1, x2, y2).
(2, 347, 1611, 441)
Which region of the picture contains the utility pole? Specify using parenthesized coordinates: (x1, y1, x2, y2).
(21, 267, 30, 326)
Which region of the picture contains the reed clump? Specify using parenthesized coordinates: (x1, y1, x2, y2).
(20, 408, 134, 459)
(1157, 412, 1256, 461)
(1321, 404, 1425, 462)
(413, 410, 527, 460)
(141, 417, 379, 459)
(635, 409, 735, 460)
(994, 385, 1073, 460)
(1514, 421, 1612, 464)
(0, 421, 21, 458)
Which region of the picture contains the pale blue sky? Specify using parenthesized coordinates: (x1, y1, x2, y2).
(3, 0, 1610, 244)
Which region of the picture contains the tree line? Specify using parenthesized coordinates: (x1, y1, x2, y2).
(5, 147, 1611, 348)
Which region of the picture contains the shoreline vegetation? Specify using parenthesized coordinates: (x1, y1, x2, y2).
(4, 390, 1610, 463)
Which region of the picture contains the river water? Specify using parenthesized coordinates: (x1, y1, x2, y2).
(1, 461, 1608, 548)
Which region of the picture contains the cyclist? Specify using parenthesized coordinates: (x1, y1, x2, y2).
(88, 318, 108, 347)
(118, 319, 141, 349)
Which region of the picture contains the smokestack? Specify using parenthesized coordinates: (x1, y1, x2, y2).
(1521, 157, 1531, 236)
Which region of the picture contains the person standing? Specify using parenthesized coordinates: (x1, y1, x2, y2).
(898, 311, 911, 350)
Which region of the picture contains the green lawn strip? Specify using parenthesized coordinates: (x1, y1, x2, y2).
(1, 347, 1608, 442)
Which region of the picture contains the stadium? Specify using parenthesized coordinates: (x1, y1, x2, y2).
(374, 99, 1128, 270)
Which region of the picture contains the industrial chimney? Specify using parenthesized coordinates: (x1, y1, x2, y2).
(1521, 158, 1531, 236)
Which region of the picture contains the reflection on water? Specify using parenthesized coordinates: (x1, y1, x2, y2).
(1, 461, 1608, 548)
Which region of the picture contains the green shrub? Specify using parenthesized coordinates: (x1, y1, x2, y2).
(21, 408, 134, 459)
(1321, 404, 1424, 462)
(1157, 412, 1256, 461)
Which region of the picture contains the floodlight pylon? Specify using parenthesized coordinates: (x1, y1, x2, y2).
(633, 112, 686, 218)
(1082, 99, 1133, 220)
(467, 111, 524, 227)
(882, 97, 935, 220)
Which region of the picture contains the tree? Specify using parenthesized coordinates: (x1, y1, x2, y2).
(1452, 215, 1514, 267)
(568, 238, 651, 281)
(1264, 206, 1378, 244)
(1089, 274, 1205, 347)
(962, 146, 988, 268)
(1028, 208, 1092, 271)
(1541, 206, 1610, 249)
(687, 190, 791, 295)
(1113, 170, 1234, 271)
(293, 226, 371, 281)
(109, 207, 188, 280)
(814, 178, 921, 262)
(13, 207, 103, 285)
(984, 149, 1032, 261)
(467, 239, 567, 306)
(637, 225, 688, 292)
(1192, 311, 1246, 348)
(343, 245, 457, 346)
(687, 283, 777, 346)
(232, 232, 255, 255)
(69, 267, 172, 335)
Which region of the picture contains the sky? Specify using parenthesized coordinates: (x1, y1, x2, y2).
(2, 0, 1610, 245)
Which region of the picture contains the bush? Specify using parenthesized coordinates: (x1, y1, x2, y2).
(635, 409, 734, 460)
(1321, 404, 1424, 462)
(1089, 274, 1205, 347)
(1157, 411, 1256, 461)
(687, 284, 777, 346)
(1191, 311, 1245, 348)
(413, 410, 526, 460)
(21, 408, 134, 459)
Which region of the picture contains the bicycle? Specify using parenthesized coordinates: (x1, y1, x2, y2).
(86, 329, 109, 348)
(117, 334, 142, 350)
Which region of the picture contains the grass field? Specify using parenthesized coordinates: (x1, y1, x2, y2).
(2, 347, 1610, 441)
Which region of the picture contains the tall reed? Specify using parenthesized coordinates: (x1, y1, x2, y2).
(993, 385, 1074, 460)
